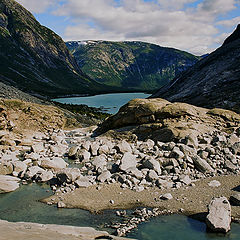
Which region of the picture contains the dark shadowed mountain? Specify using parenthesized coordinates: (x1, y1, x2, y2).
(66, 40, 200, 92)
(0, 0, 112, 98)
(151, 24, 240, 113)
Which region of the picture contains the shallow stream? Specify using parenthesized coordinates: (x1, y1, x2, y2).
(0, 183, 240, 239)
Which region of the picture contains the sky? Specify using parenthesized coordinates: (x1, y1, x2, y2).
(16, 0, 240, 55)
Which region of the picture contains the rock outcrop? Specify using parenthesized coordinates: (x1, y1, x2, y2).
(206, 197, 231, 233)
(151, 24, 240, 113)
(0, 220, 133, 240)
(96, 98, 240, 142)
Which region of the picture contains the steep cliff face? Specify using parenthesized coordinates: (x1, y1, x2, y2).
(66, 40, 199, 91)
(0, 0, 106, 97)
(151, 25, 240, 113)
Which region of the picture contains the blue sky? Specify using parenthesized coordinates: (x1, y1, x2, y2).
(16, 0, 240, 55)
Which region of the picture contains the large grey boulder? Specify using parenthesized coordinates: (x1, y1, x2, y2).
(78, 149, 91, 162)
(146, 170, 159, 182)
(97, 170, 112, 183)
(25, 166, 45, 179)
(142, 158, 161, 175)
(126, 167, 144, 180)
(92, 155, 107, 171)
(31, 142, 45, 153)
(115, 140, 132, 154)
(192, 156, 214, 173)
(41, 157, 68, 170)
(75, 176, 93, 188)
(0, 175, 20, 193)
(57, 168, 81, 183)
(119, 152, 137, 172)
(12, 161, 27, 175)
(35, 170, 54, 182)
(206, 197, 231, 233)
(156, 179, 174, 189)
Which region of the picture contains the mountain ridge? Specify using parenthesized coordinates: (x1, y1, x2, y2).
(151, 24, 240, 113)
(0, 0, 112, 98)
(66, 40, 200, 92)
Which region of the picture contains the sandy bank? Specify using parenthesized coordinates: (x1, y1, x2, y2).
(43, 174, 240, 220)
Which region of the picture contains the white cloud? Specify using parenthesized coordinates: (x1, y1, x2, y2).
(217, 16, 240, 27)
(16, 0, 54, 14)
(158, 0, 196, 10)
(16, 0, 240, 55)
(197, 0, 237, 15)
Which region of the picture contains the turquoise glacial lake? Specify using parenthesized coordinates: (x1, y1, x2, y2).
(0, 184, 240, 240)
(53, 92, 151, 114)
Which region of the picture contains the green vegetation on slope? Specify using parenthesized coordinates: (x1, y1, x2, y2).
(66, 40, 200, 91)
(0, 0, 112, 98)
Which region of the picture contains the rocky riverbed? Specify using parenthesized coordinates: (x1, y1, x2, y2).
(1, 98, 240, 237)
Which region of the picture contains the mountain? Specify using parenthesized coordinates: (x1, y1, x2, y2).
(66, 40, 200, 91)
(0, 0, 109, 98)
(151, 25, 240, 113)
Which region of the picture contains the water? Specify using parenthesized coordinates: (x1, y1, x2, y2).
(0, 183, 119, 234)
(1, 185, 240, 239)
(53, 92, 151, 114)
(128, 215, 240, 240)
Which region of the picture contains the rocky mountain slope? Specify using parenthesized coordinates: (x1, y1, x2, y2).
(0, 0, 109, 97)
(66, 40, 199, 91)
(151, 25, 240, 113)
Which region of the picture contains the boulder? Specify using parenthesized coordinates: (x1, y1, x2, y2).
(90, 142, 100, 156)
(97, 170, 112, 183)
(68, 146, 79, 159)
(208, 180, 221, 187)
(119, 152, 137, 172)
(92, 155, 107, 171)
(179, 175, 192, 185)
(156, 179, 174, 189)
(31, 142, 45, 153)
(0, 162, 13, 175)
(12, 161, 27, 175)
(0, 175, 20, 193)
(35, 170, 54, 182)
(160, 193, 173, 200)
(126, 167, 144, 180)
(57, 168, 81, 183)
(170, 147, 184, 160)
(25, 166, 45, 179)
(224, 160, 237, 172)
(78, 149, 91, 162)
(75, 176, 93, 188)
(232, 142, 240, 154)
(206, 197, 231, 233)
(98, 145, 109, 155)
(115, 140, 132, 153)
(146, 170, 159, 182)
(41, 157, 68, 170)
(192, 156, 214, 173)
(142, 158, 161, 175)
